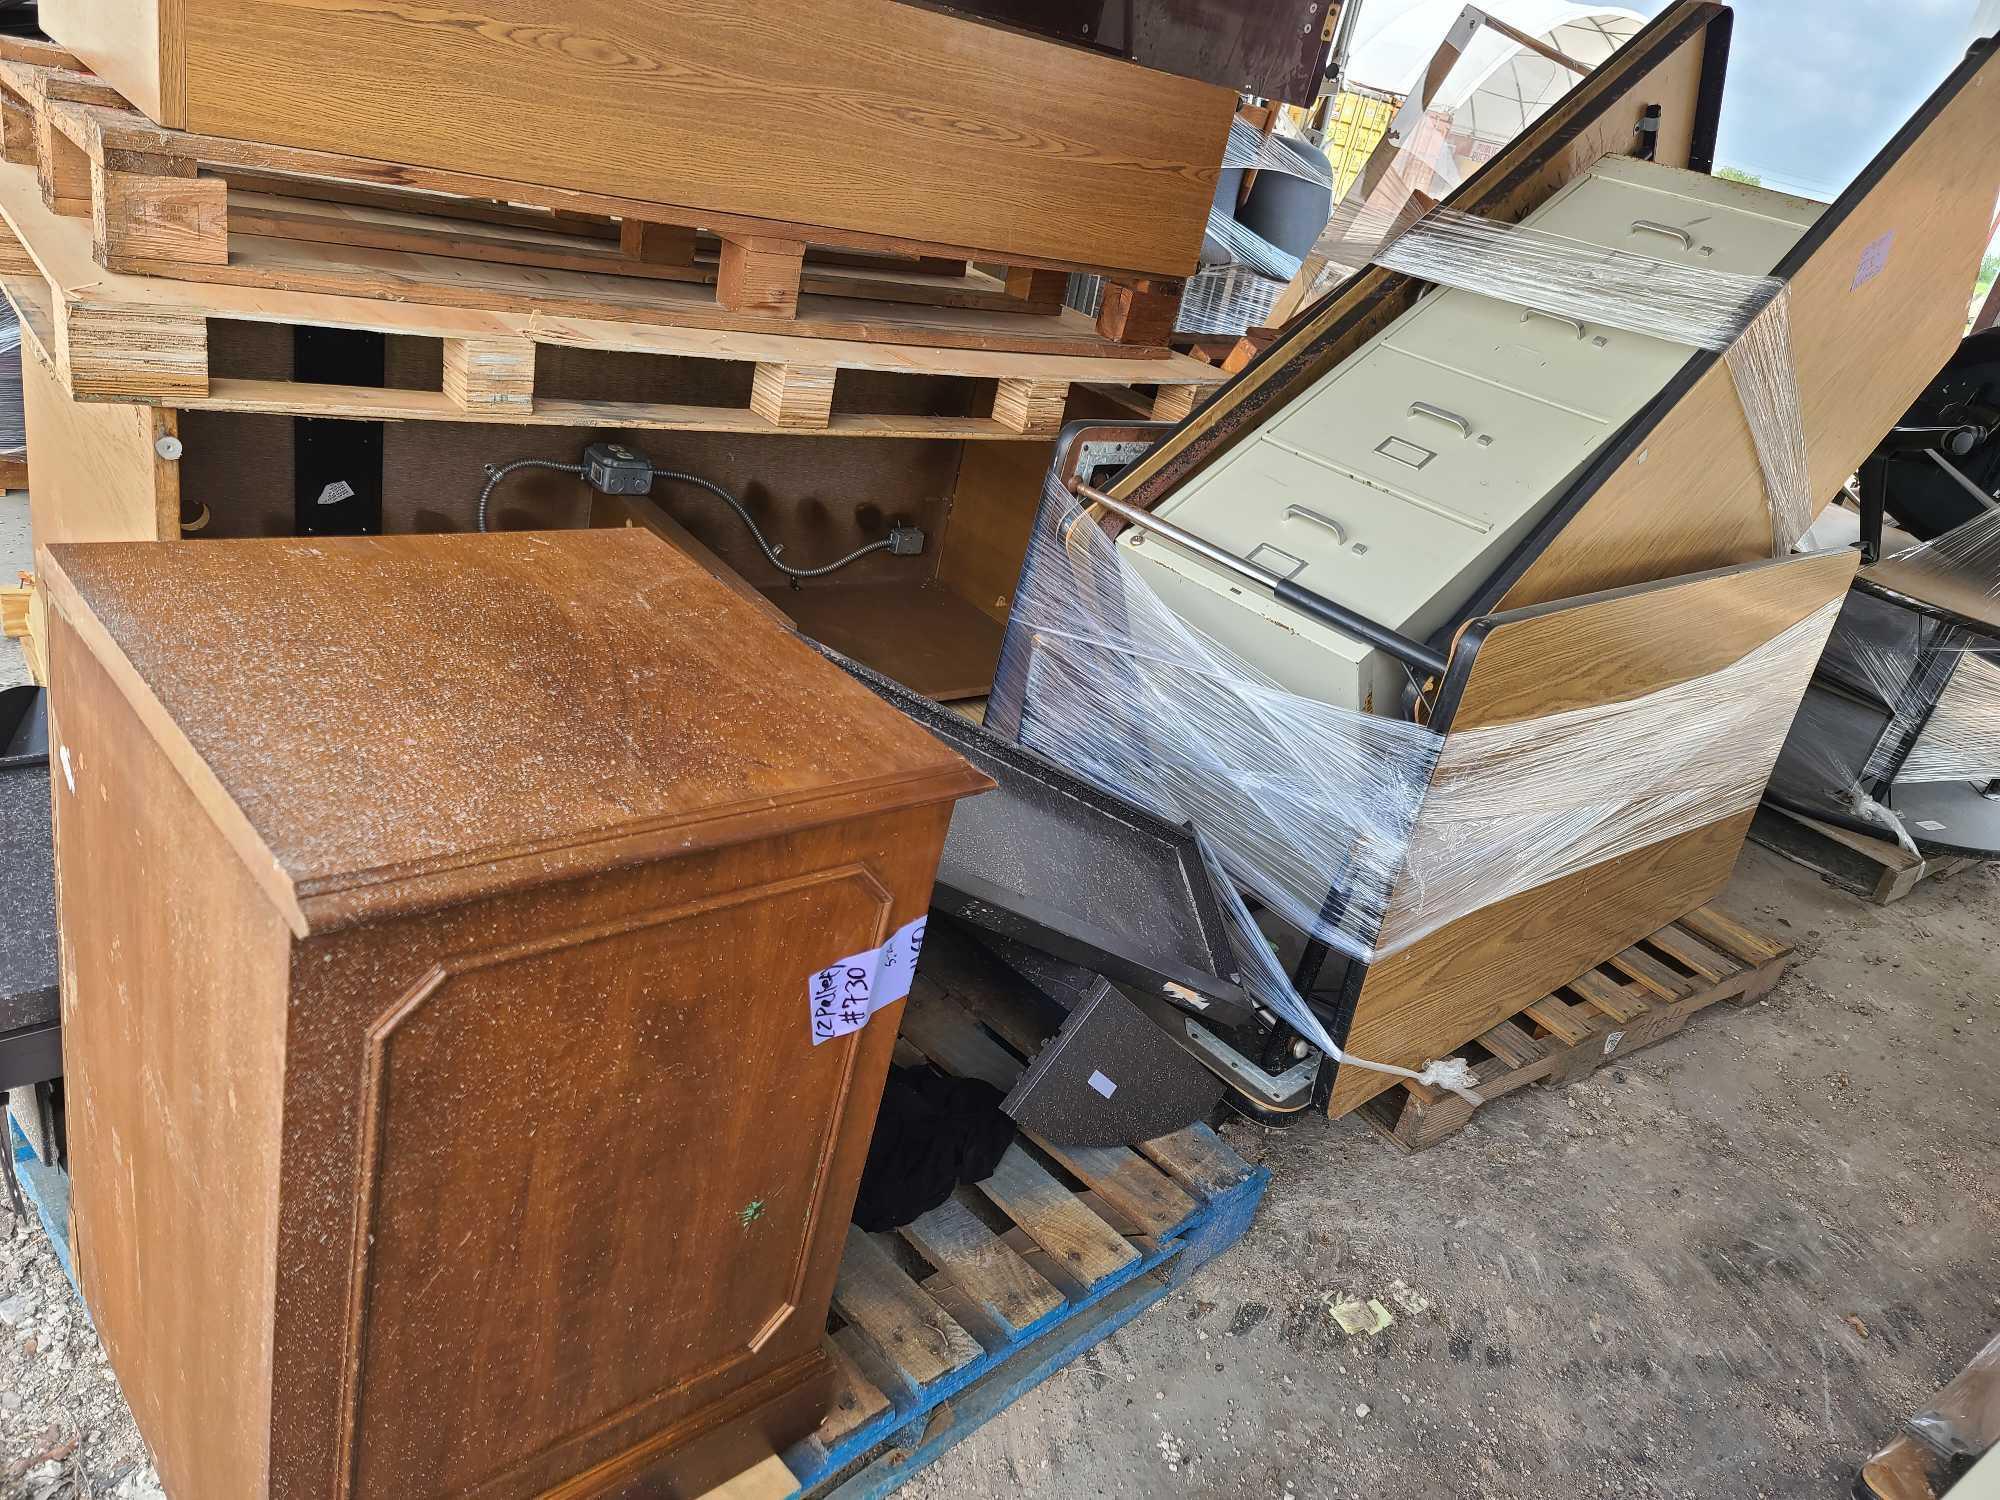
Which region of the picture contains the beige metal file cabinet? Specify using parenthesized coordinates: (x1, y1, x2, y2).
(1120, 156, 1822, 714)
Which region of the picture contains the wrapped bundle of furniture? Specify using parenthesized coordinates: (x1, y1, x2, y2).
(990, 8, 2000, 1116)
(993, 477, 1851, 1108)
(1768, 510, 2000, 858)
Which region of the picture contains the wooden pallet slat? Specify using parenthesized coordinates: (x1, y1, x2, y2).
(1035, 1141, 1198, 1240)
(975, 1145, 1140, 1295)
(1678, 903, 1788, 966)
(898, 1195, 1066, 1343)
(831, 1226, 984, 1389)
(1358, 907, 1795, 1154)
(815, 1330, 894, 1448)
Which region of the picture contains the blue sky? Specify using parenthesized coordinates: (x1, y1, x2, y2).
(1628, 0, 1989, 199)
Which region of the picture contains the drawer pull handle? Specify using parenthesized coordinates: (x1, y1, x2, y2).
(1284, 504, 1348, 545)
(1408, 401, 1472, 438)
(1521, 308, 1586, 340)
(1630, 219, 1695, 250)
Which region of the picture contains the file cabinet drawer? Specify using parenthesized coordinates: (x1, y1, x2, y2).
(1268, 346, 1614, 530)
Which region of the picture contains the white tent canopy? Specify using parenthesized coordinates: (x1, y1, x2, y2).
(1343, 1, 1646, 148)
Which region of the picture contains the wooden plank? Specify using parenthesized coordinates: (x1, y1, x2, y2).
(57, 302, 209, 401)
(1522, 997, 1596, 1049)
(1567, 968, 1646, 1024)
(899, 1195, 1066, 1339)
(440, 335, 535, 414)
(1645, 924, 1738, 984)
(1678, 904, 1789, 966)
(749, 361, 836, 429)
(898, 979, 1023, 1091)
(1035, 1143, 1197, 1240)
(22, 351, 180, 544)
(830, 1226, 982, 1389)
(1150, 385, 1199, 423)
(1475, 1017, 1547, 1070)
(975, 1145, 1139, 1293)
(140, 0, 1234, 275)
(1133, 1124, 1247, 1199)
(768, 584, 1007, 703)
(1606, 942, 1697, 1001)
(188, 380, 1052, 441)
(814, 1332, 892, 1448)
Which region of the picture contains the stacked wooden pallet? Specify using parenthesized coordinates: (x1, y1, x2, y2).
(0, 30, 1232, 705)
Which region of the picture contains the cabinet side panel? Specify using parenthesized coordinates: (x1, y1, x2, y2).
(23, 355, 179, 545)
(269, 805, 948, 1499)
(35, 0, 175, 125)
(48, 609, 289, 1498)
(174, 0, 1229, 274)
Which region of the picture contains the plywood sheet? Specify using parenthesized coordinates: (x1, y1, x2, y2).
(22, 351, 179, 544)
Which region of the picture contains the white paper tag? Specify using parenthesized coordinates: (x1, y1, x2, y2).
(807, 948, 878, 1046)
(316, 479, 357, 506)
(1601, 1028, 1626, 1058)
(1914, 819, 1947, 832)
(807, 916, 927, 1045)
(1088, 1070, 1118, 1099)
(871, 916, 926, 1015)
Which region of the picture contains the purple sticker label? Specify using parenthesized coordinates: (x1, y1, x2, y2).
(1852, 231, 1894, 290)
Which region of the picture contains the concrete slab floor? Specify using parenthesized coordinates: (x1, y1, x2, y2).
(0, 845, 1992, 1499)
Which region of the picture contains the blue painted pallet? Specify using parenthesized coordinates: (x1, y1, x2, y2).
(11, 1118, 78, 1299)
(785, 982, 1269, 1500)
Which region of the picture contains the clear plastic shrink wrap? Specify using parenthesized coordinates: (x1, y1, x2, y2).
(995, 476, 1842, 1079)
(1778, 511, 2000, 849)
(1369, 208, 1813, 553)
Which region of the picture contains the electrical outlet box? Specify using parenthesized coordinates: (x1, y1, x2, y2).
(584, 442, 655, 496)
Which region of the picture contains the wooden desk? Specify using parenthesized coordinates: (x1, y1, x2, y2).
(42, 528, 989, 1499)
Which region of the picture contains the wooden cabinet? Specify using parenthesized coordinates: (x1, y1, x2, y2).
(41, 529, 989, 1499)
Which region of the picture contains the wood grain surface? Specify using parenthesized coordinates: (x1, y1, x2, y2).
(49, 526, 985, 1497)
(1326, 549, 1856, 1118)
(41, 528, 990, 933)
(49, 0, 1234, 275)
(22, 349, 179, 543)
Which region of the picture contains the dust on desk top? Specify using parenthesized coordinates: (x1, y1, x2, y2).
(47, 529, 975, 895)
